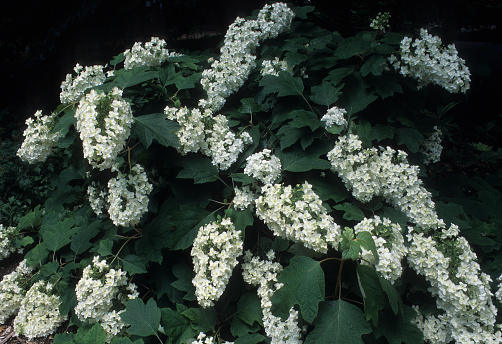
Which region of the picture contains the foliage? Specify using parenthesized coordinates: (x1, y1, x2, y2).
(2, 3, 502, 344)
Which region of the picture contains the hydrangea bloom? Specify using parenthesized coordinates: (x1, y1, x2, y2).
(123, 37, 181, 70)
(107, 164, 153, 227)
(260, 57, 292, 76)
(0, 224, 22, 260)
(17, 110, 63, 164)
(255, 182, 341, 253)
(87, 181, 108, 217)
(369, 12, 391, 32)
(13, 280, 66, 340)
(354, 216, 407, 283)
(242, 250, 304, 344)
(192, 332, 234, 344)
(75, 87, 133, 170)
(74, 256, 139, 342)
(421, 126, 443, 165)
(244, 149, 282, 184)
(232, 185, 257, 211)
(60, 63, 107, 104)
(199, 2, 294, 113)
(388, 28, 471, 93)
(191, 217, 243, 307)
(320, 106, 347, 128)
(165, 106, 253, 170)
(0, 260, 33, 324)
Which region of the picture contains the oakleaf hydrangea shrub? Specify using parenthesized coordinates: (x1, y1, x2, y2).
(6, 3, 502, 344)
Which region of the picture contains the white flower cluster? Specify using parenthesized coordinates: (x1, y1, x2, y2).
(242, 250, 303, 344)
(75, 87, 133, 170)
(199, 2, 294, 113)
(260, 57, 292, 77)
(407, 226, 501, 343)
(244, 149, 282, 184)
(369, 12, 391, 32)
(87, 181, 108, 216)
(327, 134, 439, 230)
(165, 106, 253, 170)
(232, 186, 257, 211)
(0, 260, 33, 324)
(421, 126, 443, 165)
(107, 164, 153, 227)
(0, 224, 22, 260)
(17, 110, 63, 164)
(192, 332, 234, 344)
(320, 106, 347, 128)
(255, 182, 341, 253)
(123, 37, 180, 70)
(13, 280, 66, 340)
(191, 217, 243, 308)
(388, 29, 471, 93)
(496, 275, 502, 304)
(354, 216, 407, 283)
(60, 63, 107, 104)
(74, 256, 139, 342)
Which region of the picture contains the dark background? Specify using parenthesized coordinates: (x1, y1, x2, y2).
(1, 0, 501, 143)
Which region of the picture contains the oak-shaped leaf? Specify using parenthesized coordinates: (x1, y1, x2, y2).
(121, 298, 161, 337)
(132, 113, 180, 149)
(271, 256, 325, 323)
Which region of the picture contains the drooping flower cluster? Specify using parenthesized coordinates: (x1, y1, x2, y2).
(0, 224, 22, 260)
(191, 217, 243, 308)
(75, 87, 133, 170)
(421, 126, 443, 165)
(13, 280, 66, 340)
(123, 37, 181, 70)
(255, 182, 341, 253)
(165, 106, 253, 170)
(320, 106, 348, 129)
(60, 63, 108, 104)
(199, 2, 295, 112)
(87, 181, 108, 217)
(0, 260, 33, 324)
(232, 185, 257, 211)
(242, 250, 304, 344)
(388, 28, 471, 93)
(369, 12, 391, 32)
(106, 164, 153, 227)
(327, 134, 439, 229)
(192, 332, 234, 344)
(17, 110, 63, 164)
(74, 256, 139, 342)
(244, 149, 282, 184)
(354, 216, 407, 283)
(260, 57, 292, 76)
(496, 275, 502, 304)
(407, 225, 501, 343)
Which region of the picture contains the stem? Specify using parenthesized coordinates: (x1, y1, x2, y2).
(333, 259, 345, 300)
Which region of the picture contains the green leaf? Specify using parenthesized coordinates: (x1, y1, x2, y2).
(327, 67, 353, 85)
(54, 109, 76, 136)
(293, 5, 315, 19)
(238, 292, 263, 326)
(373, 305, 424, 344)
(231, 316, 261, 337)
(42, 218, 78, 252)
(97, 239, 114, 257)
(334, 203, 365, 221)
(304, 300, 371, 344)
(285, 51, 308, 67)
(182, 307, 217, 333)
(356, 265, 386, 326)
(161, 307, 197, 344)
(135, 213, 172, 264)
(132, 113, 180, 148)
(310, 80, 343, 107)
(113, 67, 158, 89)
(277, 125, 303, 150)
(239, 98, 262, 114)
(259, 71, 304, 97)
(169, 205, 215, 250)
(368, 74, 403, 99)
(53, 333, 76, 344)
(360, 55, 387, 77)
(25, 242, 49, 266)
(339, 75, 378, 115)
(16, 205, 44, 231)
(111, 338, 144, 344)
(356, 231, 379, 262)
(121, 254, 148, 275)
(122, 298, 161, 337)
(379, 275, 403, 315)
(74, 323, 106, 344)
(396, 128, 424, 153)
(177, 155, 219, 184)
(110, 53, 125, 67)
(277, 144, 331, 172)
(288, 110, 321, 131)
(271, 256, 325, 323)
(234, 333, 266, 344)
(70, 221, 100, 255)
(171, 263, 197, 301)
